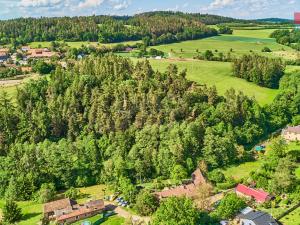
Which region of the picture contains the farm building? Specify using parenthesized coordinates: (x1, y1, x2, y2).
(43, 198, 105, 225)
(282, 125, 300, 141)
(235, 184, 272, 203)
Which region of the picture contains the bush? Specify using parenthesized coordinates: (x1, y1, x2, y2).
(262, 47, 272, 52)
(64, 187, 80, 199)
(215, 193, 246, 219)
(35, 183, 56, 203)
(135, 190, 159, 216)
(208, 170, 226, 183)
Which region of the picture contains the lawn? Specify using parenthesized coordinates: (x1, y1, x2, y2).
(221, 160, 263, 180)
(280, 207, 300, 225)
(72, 214, 124, 225)
(136, 58, 279, 105)
(0, 184, 110, 225)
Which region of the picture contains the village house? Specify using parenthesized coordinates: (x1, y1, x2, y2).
(237, 207, 278, 225)
(235, 184, 272, 203)
(43, 198, 105, 224)
(155, 168, 207, 199)
(0, 52, 8, 62)
(282, 125, 300, 141)
(27, 48, 57, 59)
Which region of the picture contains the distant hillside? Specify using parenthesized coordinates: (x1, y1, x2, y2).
(256, 18, 293, 23)
(136, 11, 248, 25)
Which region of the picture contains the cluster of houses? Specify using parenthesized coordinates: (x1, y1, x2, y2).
(43, 198, 105, 225)
(0, 46, 57, 65)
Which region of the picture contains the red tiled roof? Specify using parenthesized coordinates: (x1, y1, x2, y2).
(56, 200, 104, 221)
(236, 184, 270, 203)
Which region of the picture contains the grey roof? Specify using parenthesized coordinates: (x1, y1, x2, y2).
(239, 211, 278, 225)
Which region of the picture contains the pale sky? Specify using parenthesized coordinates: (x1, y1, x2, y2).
(0, 0, 299, 20)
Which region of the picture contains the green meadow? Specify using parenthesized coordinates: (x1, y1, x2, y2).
(138, 59, 279, 105)
(153, 34, 294, 59)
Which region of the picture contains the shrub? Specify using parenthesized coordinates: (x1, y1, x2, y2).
(64, 187, 80, 199)
(2, 200, 22, 223)
(135, 190, 159, 216)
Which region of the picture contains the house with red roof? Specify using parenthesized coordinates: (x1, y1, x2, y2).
(235, 184, 272, 203)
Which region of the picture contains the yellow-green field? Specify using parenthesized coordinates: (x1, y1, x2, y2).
(137, 58, 279, 105)
(232, 29, 278, 38)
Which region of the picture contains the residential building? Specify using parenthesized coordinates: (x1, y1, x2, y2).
(0, 52, 8, 62)
(235, 184, 271, 203)
(238, 209, 278, 225)
(282, 125, 300, 141)
(43, 198, 105, 224)
(27, 48, 56, 58)
(155, 168, 207, 199)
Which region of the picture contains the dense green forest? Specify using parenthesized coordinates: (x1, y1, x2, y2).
(0, 55, 299, 201)
(0, 12, 235, 46)
(232, 54, 285, 88)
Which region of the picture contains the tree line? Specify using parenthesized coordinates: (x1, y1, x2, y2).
(270, 29, 300, 50)
(232, 54, 285, 89)
(0, 12, 219, 47)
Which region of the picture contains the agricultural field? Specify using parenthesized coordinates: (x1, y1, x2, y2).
(136, 58, 279, 105)
(152, 27, 298, 60)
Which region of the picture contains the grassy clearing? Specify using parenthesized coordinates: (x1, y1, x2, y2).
(280, 207, 300, 225)
(135, 58, 279, 105)
(0, 184, 109, 225)
(221, 160, 263, 180)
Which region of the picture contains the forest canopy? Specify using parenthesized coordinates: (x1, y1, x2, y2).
(0, 12, 227, 46)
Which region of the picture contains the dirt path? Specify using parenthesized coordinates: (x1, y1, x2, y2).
(0, 74, 39, 88)
(104, 201, 150, 225)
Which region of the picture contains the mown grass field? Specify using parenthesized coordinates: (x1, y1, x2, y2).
(0, 184, 112, 225)
(136, 58, 279, 105)
(153, 34, 295, 59)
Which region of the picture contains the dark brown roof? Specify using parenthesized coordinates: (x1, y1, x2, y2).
(43, 198, 76, 213)
(56, 200, 104, 221)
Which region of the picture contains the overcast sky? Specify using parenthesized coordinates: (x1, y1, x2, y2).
(0, 0, 299, 20)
